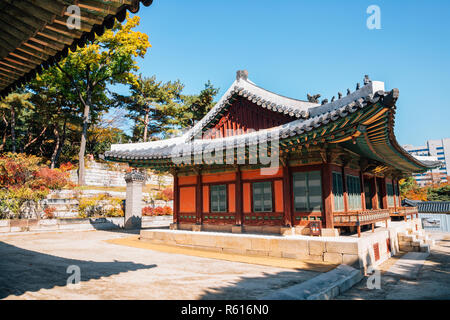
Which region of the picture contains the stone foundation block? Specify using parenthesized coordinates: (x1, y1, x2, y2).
(279, 239, 308, 253)
(307, 254, 324, 262)
(308, 240, 326, 255)
(192, 224, 202, 232)
(280, 227, 294, 236)
(215, 236, 251, 250)
(169, 223, 178, 230)
(222, 247, 247, 255)
(246, 249, 269, 256)
(250, 238, 270, 251)
(325, 241, 359, 255)
(231, 225, 243, 233)
(268, 251, 283, 258)
(321, 228, 339, 237)
(191, 234, 216, 247)
(342, 254, 360, 266)
(294, 226, 310, 235)
(324, 252, 343, 264)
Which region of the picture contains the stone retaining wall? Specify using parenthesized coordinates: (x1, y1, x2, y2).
(69, 161, 173, 187)
(0, 216, 172, 233)
(140, 219, 424, 272)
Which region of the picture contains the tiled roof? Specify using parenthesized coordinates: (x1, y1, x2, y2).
(106, 75, 382, 158)
(0, 0, 153, 98)
(403, 199, 450, 213)
(104, 71, 441, 172)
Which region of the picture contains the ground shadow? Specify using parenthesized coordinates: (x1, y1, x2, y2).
(198, 269, 320, 300)
(0, 241, 156, 299)
(88, 217, 170, 234)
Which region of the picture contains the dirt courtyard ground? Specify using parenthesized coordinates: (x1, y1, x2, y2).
(0, 230, 321, 300)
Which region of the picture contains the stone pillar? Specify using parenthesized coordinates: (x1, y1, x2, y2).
(124, 170, 146, 229)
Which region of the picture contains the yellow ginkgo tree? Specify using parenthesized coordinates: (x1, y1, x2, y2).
(41, 14, 151, 186)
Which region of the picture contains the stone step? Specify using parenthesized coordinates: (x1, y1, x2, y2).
(419, 243, 430, 253)
(260, 264, 363, 300)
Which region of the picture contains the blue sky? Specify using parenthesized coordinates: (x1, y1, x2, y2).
(121, 0, 450, 146)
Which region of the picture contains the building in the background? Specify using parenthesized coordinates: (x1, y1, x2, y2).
(403, 138, 450, 186)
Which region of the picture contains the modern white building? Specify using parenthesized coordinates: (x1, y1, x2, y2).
(403, 138, 450, 186)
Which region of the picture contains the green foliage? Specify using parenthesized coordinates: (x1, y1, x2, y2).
(427, 184, 450, 201)
(178, 81, 219, 128)
(78, 194, 124, 218)
(400, 176, 450, 202)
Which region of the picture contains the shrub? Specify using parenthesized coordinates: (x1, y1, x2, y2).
(0, 153, 72, 219)
(43, 207, 56, 219)
(142, 205, 172, 216)
(155, 188, 174, 202)
(78, 194, 124, 218)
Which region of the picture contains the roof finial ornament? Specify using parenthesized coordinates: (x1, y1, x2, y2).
(307, 93, 321, 103)
(347, 89, 351, 96)
(338, 92, 343, 99)
(356, 83, 360, 90)
(321, 99, 328, 105)
(236, 70, 249, 81)
(364, 75, 371, 85)
(331, 96, 335, 102)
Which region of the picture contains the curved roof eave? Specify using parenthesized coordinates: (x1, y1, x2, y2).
(0, 0, 153, 98)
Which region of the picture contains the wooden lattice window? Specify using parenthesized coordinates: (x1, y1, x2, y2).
(387, 183, 395, 207)
(210, 185, 227, 213)
(293, 171, 322, 212)
(346, 175, 362, 210)
(332, 172, 344, 212)
(252, 181, 273, 212)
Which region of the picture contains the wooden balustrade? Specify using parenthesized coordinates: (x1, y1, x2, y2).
(333, 208, 391, 237)
(389, 206, 419, 221)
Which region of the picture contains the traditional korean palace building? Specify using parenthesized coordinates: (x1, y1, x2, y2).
(106, 70, 440, 236)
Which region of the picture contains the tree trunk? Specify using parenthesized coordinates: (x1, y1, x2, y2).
(50, 127, 60, 169)
(10, 106, 16, 153)
(78, 91, 91, 186)
(53, 119, 67, 168)
(143, 105, 150, 142)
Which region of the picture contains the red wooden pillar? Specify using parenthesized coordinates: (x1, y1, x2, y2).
(392, 178, 398, 211)
(322, 163, 334, 229)
(173, 171, 179, 224)
(196, 171, 202, 225)
(370, 176, 378, 209)
(360, 171, 366, 211)
(235, 166, 243, 225)
(381, 177, 388, 209)
(342, 166, 349, 213)
(282, 165, 293, 227)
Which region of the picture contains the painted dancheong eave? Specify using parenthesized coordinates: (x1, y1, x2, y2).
(0, 0, 154, 98)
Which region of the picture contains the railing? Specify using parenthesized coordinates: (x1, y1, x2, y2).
(333, 209, 391, 227)
(389, 206, 419, 220)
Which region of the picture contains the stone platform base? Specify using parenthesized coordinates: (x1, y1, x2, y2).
(141, 219, 424, 272)
(170, 223, 339, 237)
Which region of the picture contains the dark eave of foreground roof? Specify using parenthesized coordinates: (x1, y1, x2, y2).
(0, 0, 153, 99)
